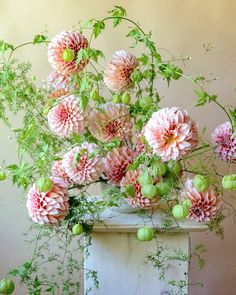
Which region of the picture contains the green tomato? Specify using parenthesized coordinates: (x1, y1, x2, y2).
(0, 279, 15, 294)
(72, 224, 84, 235)
(172, 204, 189, 221)
(138, 171, 153, 186)
(121, 93, 131, 105)
(137, 226, 154, 241)
(222, 174, 236, 191)
(36, 177, 53, 192)
(61, 48, 75, 62)
(90, 90, 100, 101)
(139, 96, 153, 109)
(193, 175, 210, 192)
(112, 94, 122, 103)
(167, 160, 182, 176)
(156, 181, 171, 197)
(0, 171, 6, 181)
(152, 161, 167, 177)
(182, 199, 192, 210)
(141, 184, 158, 198)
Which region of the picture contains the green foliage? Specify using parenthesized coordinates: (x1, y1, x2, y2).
(108, 6, 127, 27)
(33, 34, 48, 45)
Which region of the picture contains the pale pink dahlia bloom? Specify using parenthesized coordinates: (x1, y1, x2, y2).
(48, 31, 89, 75)
(104, 50, 139, 92)
(144, 107, 199, 161)
(62, 143, 104, 185)
(182, 178, 222, 222)
(104, 146, 136, 186)
(211, 122, 236, 162)
(51, 160, 73, 188)
(88, 103, 133, 142)
(120, 169, 159, 209)
(26, 182, 69, 225)
(47, 71, 71, 99)
(48, 95, 87, 137)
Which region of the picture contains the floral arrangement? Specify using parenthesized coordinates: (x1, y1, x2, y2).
(0, 6, 235, 295)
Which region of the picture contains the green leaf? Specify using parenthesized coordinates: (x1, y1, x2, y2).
(79, 95, 89, 111)
(0, 40, 13, 52)
(108, 6, 127, 27)
(93, 20, 105, 38)
(33, 34, 48, 44)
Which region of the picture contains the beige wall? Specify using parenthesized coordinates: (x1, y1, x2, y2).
(0, 0, 236, 294)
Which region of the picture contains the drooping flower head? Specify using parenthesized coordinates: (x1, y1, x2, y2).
(211, 121, 236, 162)
(48, 95, 87, 137)
(144, 107, 199, 161)
(88, 103, 133, 142)
(104, 50, 139, 92)
(26, 182, 69, 225)
(120, 169, 159, 209)
(47, 71, 71, 99)
(62, 142, 104, 185)
(51, 160, 73, 188)
(104, 146, 136, 186)
(48, 31, 89, 75)
(181, 178, 222, 222)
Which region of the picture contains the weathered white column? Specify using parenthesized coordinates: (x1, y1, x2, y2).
(84, 210, 207, 295)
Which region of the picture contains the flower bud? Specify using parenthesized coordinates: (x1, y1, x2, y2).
(137, 226, 154, 241)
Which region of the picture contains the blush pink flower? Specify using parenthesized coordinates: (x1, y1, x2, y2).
(182, 178, 222, 222)
(120, 169, 159, 209)
(211, 122, 236, 162)
(48, 95, 87, 137)
(88, 103, 133, 142)
(62, 142, 104, 185)
(48, 31, 89, 75)
(104, 146, 136, 186)
(144, 107, 199, 161)
(104, 50, 139, 92)
(51, 160, 73, 188)
(47, 71, 71, 99)
(26, 182, 69, 225)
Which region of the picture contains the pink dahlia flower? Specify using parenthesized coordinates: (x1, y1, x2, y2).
(211, 122, 236, 162)
(144, 107, 199, 161)
(48, 95, 87, 137)
(88, 103, 133, 142)
(182, 178, 222, 222)
(51, 160, 73, 188)
(48, 31, 89, 75)
(47, 71, 71, 99)
(26, 182, 69, 225)
(104, 146, 136, 186)
(62, 142, 104, 184)
(120, 169, 159, 209)
(104, 50, 139, 92)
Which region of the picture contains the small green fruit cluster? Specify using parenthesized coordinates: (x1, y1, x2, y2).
(137, 226, 154, 241)
(0, 279, 15, 294)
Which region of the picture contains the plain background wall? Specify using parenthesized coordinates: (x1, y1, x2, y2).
(0, 0, 236, 294)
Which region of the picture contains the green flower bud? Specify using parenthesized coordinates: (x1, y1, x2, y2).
(121, 92, 131, 105)
(72, 224, 84, 235)
(156, 181, 171, 197)
(137, 226, 154, 241)
(172, 204, 189, 221)
(222, 174, 236, 191)
(112, 94, 122, 104)
(0, 279, 15, 294)
(61, 48, 75, 62)
(139, 96, 153, 109)
(193, 175, 210, 192)
(138, 171, 153, 186)
(167, 160, 182, 176)
(141, 184, 158, 198)
(0, 171, 6, 181)
(131, 70, 143, 82)
(36, 177, 53, 192)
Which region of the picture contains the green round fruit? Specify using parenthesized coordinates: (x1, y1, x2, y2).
(156, 181, 171, 197)
(72, 224, 83, 235)
(222, 174, 236, 191)
(112, 94, 122, 104)
(172, 204, 189, 221)
(137, 226, 154, 241)
(61, 48, 75, 62)
(167, 160, 182, 176)
(138, 171, 153, 186)
(152, 161, 167, 177)
(139, 96, 153, 108)
(182, 199, 192, 210)
(90, 90, 100, 101)
(121, 93, 131, 105)
(0, 171, 6, 181)
(0, 279, 15, 294)
(141, 184, 158, 198)
(131, 70, 143, 82)
(36, 177, 53, 192)
(193, 175, 210, 192)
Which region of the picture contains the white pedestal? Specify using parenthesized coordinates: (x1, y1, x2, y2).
(84, 210, 207, 295)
